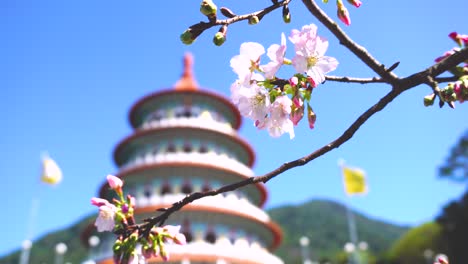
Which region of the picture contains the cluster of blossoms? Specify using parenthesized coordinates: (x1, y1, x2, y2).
(425, 32, 468, 107)
(91, 175, 186, 264)
(230, 24, 338, 138)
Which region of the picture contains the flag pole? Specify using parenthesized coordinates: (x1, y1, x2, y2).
(339, 159, 362, 264)
(19, 179, 42, 264)
(20, 151, 62, 264)
(345, 198, 360, 264)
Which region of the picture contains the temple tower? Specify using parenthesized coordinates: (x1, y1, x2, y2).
(85, 54, 283, 264)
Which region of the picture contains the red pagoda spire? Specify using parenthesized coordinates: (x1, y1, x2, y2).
(174, 53, 199, 91)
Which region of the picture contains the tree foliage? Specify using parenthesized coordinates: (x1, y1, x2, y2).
(386, 222, 447, 264)
(439, 130, 468, 182)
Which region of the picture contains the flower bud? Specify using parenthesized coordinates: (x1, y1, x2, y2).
(307, 104, 317, 129)
(282, 5, 291, 23)
(220, 7, 236, 18)
(213, 32, 226, 46)
(449, 32, 468, 47)
(248, 15, 260, 25)
(423, 93, 436, 106)
(180, 29, 195, 45)
(289, 76, 299, 87)
(347, 0, 362, 8)
(129, 231, 139, 243)
(200, 0, 217, 20)
(159, 243, 169, 261)
(113, 239, 123, 253)
(213, 25, 227, 46)
(290, 96, 304, 126)
(337, 0, 351, 26)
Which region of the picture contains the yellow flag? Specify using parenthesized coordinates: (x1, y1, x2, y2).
(41, 156, 62, 185)
(342, 166, 367, 195)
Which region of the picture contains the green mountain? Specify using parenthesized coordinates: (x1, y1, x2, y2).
(0, 199, 408, 264)
(0, 215, 95, 264)
(270, 199, 409, 263)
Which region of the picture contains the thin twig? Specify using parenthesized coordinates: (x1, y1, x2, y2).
(301, 0, 399, 84)
(325, 75, 384, 83)
(187, 0, 291, 35)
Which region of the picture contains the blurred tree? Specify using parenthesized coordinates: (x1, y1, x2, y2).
(437, 192, 468, 264)
(439, 130, 467, 182)
(437, 129, 468, 264)
(385, 222, 447, 264)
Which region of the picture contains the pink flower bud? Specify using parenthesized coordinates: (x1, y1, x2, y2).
(290, 96, 304, 126)
(307, 104, 317, 129)
(107, 174, 123, 189)
(347, 0, 362, 8)
(449, 31, 468, 47)
(289, 76, 299, 87)
(337, 1, 351, 26)
(307, 77, 318, 88)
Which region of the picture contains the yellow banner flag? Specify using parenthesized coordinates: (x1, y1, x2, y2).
(41, 156, 62, 185)
(342, 166, 367, 195)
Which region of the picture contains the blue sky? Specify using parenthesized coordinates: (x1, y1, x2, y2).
(1, 0, 467, 257)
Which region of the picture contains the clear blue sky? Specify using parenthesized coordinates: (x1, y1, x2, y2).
(1, 0, 467, 257)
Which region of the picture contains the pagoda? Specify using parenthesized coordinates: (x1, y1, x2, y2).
(83, 54, 283, 264)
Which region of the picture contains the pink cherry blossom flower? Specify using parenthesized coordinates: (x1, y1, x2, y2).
(91, 197, 111, 207)
(266, 95, 295, 139)
(289, 24, 338, 85)
(230, 42, 265, 80)
(95, 203, 117, 232)
(261, 33, 287, 79)
(163, 225, 187, 245)
(230, 72, 264, 105)
(234, 81, 271, 124)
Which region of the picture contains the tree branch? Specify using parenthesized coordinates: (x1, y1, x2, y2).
(301, 0, 399, 84)
(325, 75, 384, 83)
(187, 0, 291, 37)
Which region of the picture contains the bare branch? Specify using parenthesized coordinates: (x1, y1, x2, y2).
(434, 76, 460, 83)
(325, 75, 384, 83)
(397, 47, 468, 90)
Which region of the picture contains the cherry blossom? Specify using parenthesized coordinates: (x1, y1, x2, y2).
(95, 203, 117, 232)
(230, 42, 265, 80)
(261, 33, 287, 79)
(91, 197, 110, 207)
(266, 95, 295, 139)
(234, 81, 271, 124)
(289, 24, 338, 85)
